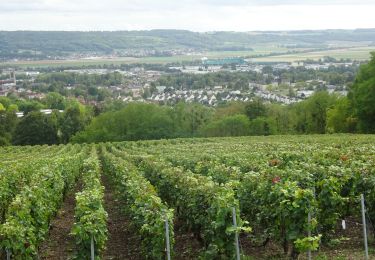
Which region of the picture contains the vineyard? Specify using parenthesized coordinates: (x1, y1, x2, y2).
(0, 135, 375, 259)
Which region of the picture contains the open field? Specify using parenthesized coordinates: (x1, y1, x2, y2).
(252, 46, 375, 62)
(1, 46, 373, 69)
(3, 45, 372, 68)
(0, 135, 374, 259)
(0, 46, 287, 68)
(0, 56, 201, 68)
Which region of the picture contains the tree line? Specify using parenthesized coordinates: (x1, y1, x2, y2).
(0, 95, 92, 146)
(154, 65, 357, 91)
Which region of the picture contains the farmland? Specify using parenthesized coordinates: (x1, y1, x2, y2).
(0, 135, 375, 259)
(252, 46, 374, 63)
(0, 46, 284, 68)
(2, 45, 373, 69)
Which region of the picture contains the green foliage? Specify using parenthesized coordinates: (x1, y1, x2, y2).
(72, 103, 177, 143)
(140, 135, 375, 257)
(0, 110, 17, 146)
(71, 91, 369, 144)
(173, 102, 214, 136)
(294, 235, 322, 252)
(71, 148, 108, 259)
(326, 97, 356, 133)
(201, 114, 250, 137)
(0, 97, 11, 109)
(245, 99, 267, 120)
(61, 105, 91, 143)
(7, 104, 19, 112)
(292, 91, 337, 134)
(266, 104, 296, 134)
(214, 102, 247, 119)
(13, 111, 58, 145)
(126, 149, 246, 258)
(16, 100, 44, 115)
(0, 149, 84, 259)
(44, 92, 66, 110)
(101, 147, 174, 259)
(304, 91, 337, 134)
(349, 52, 375, 133)
(1, 134, 375, 259)
(249, 117, 277, 136)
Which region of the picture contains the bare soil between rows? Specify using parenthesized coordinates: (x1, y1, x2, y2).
(39, 183, 81, 260)
(101, 174, 143, 260)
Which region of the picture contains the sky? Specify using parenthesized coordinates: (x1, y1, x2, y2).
(0, 0, 375, 31)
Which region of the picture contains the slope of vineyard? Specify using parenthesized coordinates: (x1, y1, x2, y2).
(0, 134, 374, 259)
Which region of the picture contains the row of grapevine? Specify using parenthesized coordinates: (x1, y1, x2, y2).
(0, 147, 87, 259)
(110, 146, 248, 258)
(0, 135, 374, 258)
(0, 144, 69, 164)
(0, 145, 80, 224)
(165, 154, 320, 256)
(114, 136, 375, 258)
(71, 147, 108, 259)
(150, 138, 375, 236)
(101, 146, 174, 259)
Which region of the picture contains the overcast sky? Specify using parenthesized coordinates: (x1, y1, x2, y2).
(1, 0, 375, 31)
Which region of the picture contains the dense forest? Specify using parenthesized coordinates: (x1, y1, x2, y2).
(1, 29, 375, 59)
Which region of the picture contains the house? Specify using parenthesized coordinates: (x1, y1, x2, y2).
(156, 86, 166, 93)
(0, 90, 8, 97)
(297, 90, 314, 98)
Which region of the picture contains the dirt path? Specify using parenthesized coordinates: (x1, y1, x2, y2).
(174, 219, 203, 259)
(39, 184, 80, 260)
(101, 175, 143, 260)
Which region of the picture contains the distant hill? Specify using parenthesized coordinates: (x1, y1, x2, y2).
(1, 29, 375, 59)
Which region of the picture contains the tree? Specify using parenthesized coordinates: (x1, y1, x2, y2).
(0, 97, 11, 109)
(44, 92, 66, 110)
(201, 115, 250, 137)
(16, 100, 44, 114)
(214, 102, 246, 119)
(326, 97, 356, 133)
(88, 86, 98, 96)
(245, 99, 267, 120)
(60, 106, 87, 143)
(97, 88, 111, 102)
(267, 104, 295, 134)
(349, 52, 375, 133)
(304, 91, 337, 134)
(7, 104, 19, 112)
(13, 111, 58, 145)
(0, 110, 17, 146)
(173, 103, 214, 137)
(0, 103, 5, 111)
(72, 103, 177, 143)
(249, 117, 276, 136)
(291, 101, 309, 133)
